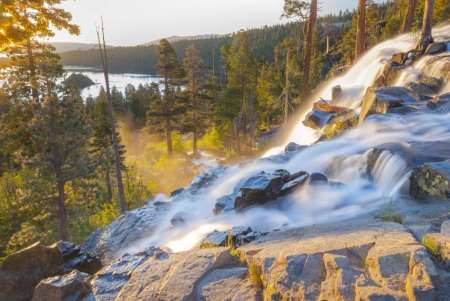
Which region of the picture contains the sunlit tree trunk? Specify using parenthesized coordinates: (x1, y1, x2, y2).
(417, 0, 435, 53)
(402, 0, 417, 33)
(56, 174, 68, 241)
(97, 23, 127, 213)
(303, 0, 317, 93)
(284, 49, 291, 124)
(356, 0, 366, 58)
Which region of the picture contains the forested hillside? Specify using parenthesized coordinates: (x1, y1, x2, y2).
(60, 12, 353, 75)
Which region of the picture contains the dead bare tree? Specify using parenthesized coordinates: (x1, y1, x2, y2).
(96, 20, 127, 213)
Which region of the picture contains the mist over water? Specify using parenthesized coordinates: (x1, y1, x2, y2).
(122, 26, 450, 255)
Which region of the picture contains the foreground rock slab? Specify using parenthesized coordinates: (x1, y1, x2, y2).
(0, 242, 64, 301)
(32, 270, 90, 301)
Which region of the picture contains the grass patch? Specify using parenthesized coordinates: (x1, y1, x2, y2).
(247, 257, 263, 289)
(422, 234, 441, 257)
(377, 203, 403, 224)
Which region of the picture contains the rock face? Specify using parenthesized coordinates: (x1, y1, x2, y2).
(359, 86, 417, 123)
(113, 248, 258, 301)
(55, 241, 102, 275)
(84, 222, 442, 301)
(407, 76, 443, 96)
(425, 42, 448, 55)
(410, 160, 450, 201)
(0, 242, 64, 301)
(82, 202, 171, 264)
(86, 252, 153, 301)
(242, 222, 438, 301)
(32, 270, 90, 301)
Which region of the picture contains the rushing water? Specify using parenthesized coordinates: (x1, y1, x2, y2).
(64, 66, 160, 98)
(120, 26, 450, 255)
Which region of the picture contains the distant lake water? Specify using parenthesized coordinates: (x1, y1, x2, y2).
(65, 66, 161, 98)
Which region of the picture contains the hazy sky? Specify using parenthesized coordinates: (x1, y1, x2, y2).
(51, 0, 360, 46)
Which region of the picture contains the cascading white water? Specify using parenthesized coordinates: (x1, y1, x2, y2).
(122, 25, 450, 255)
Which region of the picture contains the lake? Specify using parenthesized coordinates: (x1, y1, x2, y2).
(65, 66, 161, 98)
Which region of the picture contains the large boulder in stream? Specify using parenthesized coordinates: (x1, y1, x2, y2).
(234, 169, 291, 210)
(359, 86, 418, 123)
(303, 99, 356, 130)
(410, 160, 450, 201)
(0, 242, 64, 301)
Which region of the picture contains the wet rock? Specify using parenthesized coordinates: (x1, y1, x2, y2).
(170, 211, 192, 227)
(425, 42, 447, 55)
(360, 86, 418, 122)
(280, 172, 309, 195)
(170, 188, 185, 197)
(32, 270, 90, 301)
(332, 85, 343, 101)
(213, 195, 235, 215)
(235, 170, 290, 210)
(391, 52, 407, 65)
(407, 76, 443, 96)
(442, 220, 450, 237)
(304, 101, 356, 130)
(303, 109, 336, 130)
(284, 142, 304, 153)
(0, 242, 64, 301)
(189, 166, 226, 193)
(200, 227, 253, 248)
(422, 233, 450, 269)
(82, 202, 171, 264)
(309, 172, 328, 184)
(54, 241, 101, 275)
(428, 93, 450, 112)
(373, 62, 403, 88)
(87, 253, 150, 301)
(410, 160, 450, 201)
(200, 231, 229, 248)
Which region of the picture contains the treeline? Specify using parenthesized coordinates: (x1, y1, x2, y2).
(59, 12, 353, 75)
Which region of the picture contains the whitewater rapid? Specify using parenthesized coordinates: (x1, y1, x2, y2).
(123, 25, 450, 255)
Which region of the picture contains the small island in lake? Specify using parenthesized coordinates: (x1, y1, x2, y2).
(63, 73, 95, 90)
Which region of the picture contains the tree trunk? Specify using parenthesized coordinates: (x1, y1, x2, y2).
(356, 0, 366, 59)
(97, 24, 127, 213)
(56, 177, 68, 241)
(26, 39, 39, 103)
(417, 0, 435, 53)
(284, 49, 290, 124)
(191, 77, 198, 156)
(402, 0, 417, 33)
(303, 0, 317, 93)
(163, 76, 173, 157)
(105, 159, 113, 202)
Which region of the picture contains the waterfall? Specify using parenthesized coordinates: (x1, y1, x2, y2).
(123, 25, 450, 255)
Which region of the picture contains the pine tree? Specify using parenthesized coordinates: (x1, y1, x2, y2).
(221, 32, 258, 153)
(183, 45, 211, 155)
(402, 0, 418, 32)
(356, 0, 367, 58)
(153, 39, 184, 157)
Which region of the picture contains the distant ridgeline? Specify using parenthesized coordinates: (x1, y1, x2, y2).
(59, 11, 353, 76)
